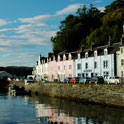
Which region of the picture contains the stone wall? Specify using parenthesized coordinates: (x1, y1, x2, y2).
(25, 82, 124, 108)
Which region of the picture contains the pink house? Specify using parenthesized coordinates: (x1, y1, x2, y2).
(48, 53, 57, 82)
(48, 106, 74, 124)
(48, 52, 76, 82)
(57, 53, 75, 82)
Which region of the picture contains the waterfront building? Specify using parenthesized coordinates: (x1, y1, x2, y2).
(116, 34, 124, 77)
(48, 53, 58, 82)
(35, 54, 48, 81)
(57, 52, 76, 82)
(75, 41, 120, 79)
(48, 52, 76, 82)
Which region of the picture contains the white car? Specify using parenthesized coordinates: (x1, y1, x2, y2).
(25, 75, 34, 86)
(106, 76, 120, 84)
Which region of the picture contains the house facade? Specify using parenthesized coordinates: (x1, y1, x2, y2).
(116, 35, 124, 77)
(35, 55, 48, 80)
(48, 55, 57, 82)
(57, 53, 75, 82)
(75, 43, 120, 79)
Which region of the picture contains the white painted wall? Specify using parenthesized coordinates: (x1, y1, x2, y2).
(75, 53, 115, 79)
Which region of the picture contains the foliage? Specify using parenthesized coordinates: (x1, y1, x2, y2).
(51, 4, 102, 53)
(51, 0, 124, 53)
(0, 66, 33, 77)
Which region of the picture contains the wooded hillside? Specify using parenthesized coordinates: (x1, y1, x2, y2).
(51, 0, 124, 54)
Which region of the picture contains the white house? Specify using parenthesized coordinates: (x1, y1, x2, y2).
(35, 55, 48, 81)
(75, 42, 120, 79)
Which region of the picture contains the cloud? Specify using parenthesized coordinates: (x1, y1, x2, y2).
(18, 14, 54, 23)
(56, 4, 83, 15)
(0, 19, 8, 26)
(98, 7, 105, 12)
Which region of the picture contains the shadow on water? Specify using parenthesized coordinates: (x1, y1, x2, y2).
(31, 95, 124, 124)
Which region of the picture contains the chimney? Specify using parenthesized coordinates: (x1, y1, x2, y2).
(108, 36, 112, 46)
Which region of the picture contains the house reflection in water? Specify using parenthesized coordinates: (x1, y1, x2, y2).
(35, 103, 74, 124)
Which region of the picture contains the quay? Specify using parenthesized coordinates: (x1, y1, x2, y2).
(22, 82, 124, 109)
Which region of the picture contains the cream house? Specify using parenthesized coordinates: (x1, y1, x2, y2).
(116, 34, 124, 77)
(35, 54, 48, 81)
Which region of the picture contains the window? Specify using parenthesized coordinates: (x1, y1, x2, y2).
(64, 65, 66, 70)
(121, 48, 124, 54)
(94, 61, 97, 69)
(58, 56, 60, 61)
(121, 59, 124, 66)
(94, 51, 97, 57)
(104, 49, 108, 55)
(69, 65, 72, 69)
(69, 74, 72, 77)
(63, 54, 66, 61)
(58, 66, 60, 70)
(69, 54, 72, 60)
(103, 71, 109, 79)
(78, 53, 80, 59)
(85, 52, 88, 58)
(77, 64, 81, 70)
(78, 73, 81, 77)
(103, 60, 108, 68)
(53, 57, 55, 61)
(85, 63, 88, 69)
(121, 71, 124, 77)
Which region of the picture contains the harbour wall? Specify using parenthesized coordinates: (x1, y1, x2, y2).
(25, 82, 124, 108)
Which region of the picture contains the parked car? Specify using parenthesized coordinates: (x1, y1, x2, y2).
(106, 76, 120, 84)
(64, 77, 71, 83)
(42, 80, 49, 83)
(25, 75, 34, 86)
(79, 77, 91, 84)
(70, 77, 80, 83)
(89, 76, 104, 84)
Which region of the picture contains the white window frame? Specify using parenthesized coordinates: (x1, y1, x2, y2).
(77, 63, 81, 70)
(121, 59, 124, 66)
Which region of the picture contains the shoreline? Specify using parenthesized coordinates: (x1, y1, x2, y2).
(22, 82, 124, 109)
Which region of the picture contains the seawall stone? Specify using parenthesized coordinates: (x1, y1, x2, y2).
(24, 82, 124, 108)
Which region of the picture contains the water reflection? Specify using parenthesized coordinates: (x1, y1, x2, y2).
(0, 93, 124, 124)
(31, 95, 124, 124)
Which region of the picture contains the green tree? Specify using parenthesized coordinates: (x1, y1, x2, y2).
(51, 5, 103, 53)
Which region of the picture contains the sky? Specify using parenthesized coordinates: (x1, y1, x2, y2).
(0, 0, 115, 67)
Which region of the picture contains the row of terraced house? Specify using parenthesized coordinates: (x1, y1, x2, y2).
(32, 33, 124, 82)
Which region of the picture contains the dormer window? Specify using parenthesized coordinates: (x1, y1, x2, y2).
(121, 47, 124, 54)
(78, 53, 80, 59)
(94, 51, 97, 57)
(63, 54, 66, 61)
(53, 56, 55, 61)
(58, 55, 60, 61)
(69, 53, 72, 60)
(104, 49, 108, 55)
(85, 52, 88, 58)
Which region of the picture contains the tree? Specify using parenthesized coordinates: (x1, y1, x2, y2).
(51, 5, 103, 53)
